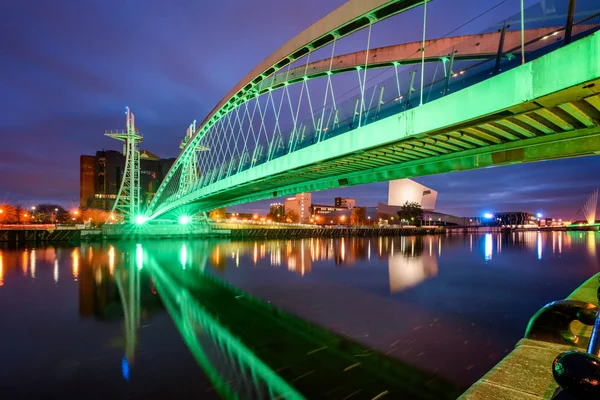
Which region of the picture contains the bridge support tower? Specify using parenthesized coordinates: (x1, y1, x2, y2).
(105, 107, 143, 223)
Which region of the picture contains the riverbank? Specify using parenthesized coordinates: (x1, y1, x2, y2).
(459, 273, 600, 399)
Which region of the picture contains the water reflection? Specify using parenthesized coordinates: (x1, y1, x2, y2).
(30, 249, 36, 279)
(484, 233, 493, 261)
(389, 237, 438, 293)
(1, 232, 599, 290)
(72, 248, 79, 281)
(1, 231, 600, 392)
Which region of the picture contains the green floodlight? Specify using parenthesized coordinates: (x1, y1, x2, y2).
(135, 215, 148, 225)
(178, 216, 190, 225)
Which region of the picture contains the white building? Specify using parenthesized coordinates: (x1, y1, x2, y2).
(284, 192, 312, 223)
(388, 179, 437, 211)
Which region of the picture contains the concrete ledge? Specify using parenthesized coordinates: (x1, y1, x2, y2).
(459, 273, 599, 399)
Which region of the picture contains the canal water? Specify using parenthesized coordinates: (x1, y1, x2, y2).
(0, 231, 598, 398)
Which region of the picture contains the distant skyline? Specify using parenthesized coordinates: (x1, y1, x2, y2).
(1, 0, 597, 219)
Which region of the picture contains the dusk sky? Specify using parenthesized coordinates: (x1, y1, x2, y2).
(1, 0, 598, 219)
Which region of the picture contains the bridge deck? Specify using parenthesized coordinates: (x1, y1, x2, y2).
(459, 273, 600, 400)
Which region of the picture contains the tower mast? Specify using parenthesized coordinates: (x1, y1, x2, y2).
(105, 107, 143, 223)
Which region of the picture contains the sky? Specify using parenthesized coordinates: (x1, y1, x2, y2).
(1, 0, 598, 219)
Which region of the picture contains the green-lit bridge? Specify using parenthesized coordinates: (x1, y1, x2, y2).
(145, 0, 600, 221)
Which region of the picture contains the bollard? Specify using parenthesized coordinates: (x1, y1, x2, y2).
(552, 276, 600, 399)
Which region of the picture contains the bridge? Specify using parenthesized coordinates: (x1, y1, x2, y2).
(130, 0, 600, 222)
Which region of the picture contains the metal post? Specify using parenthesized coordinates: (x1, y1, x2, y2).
(332, 108, 339, 130)
(358, 22, 373, 128)
(442, 49, 455, 96)
(352, 98, 360, 128)
(406, 70, 416, 109)
(419, 0, 428, 106)
(494, 23, 508, 75)
(565, 0, 577, 45)
(376, 86, 385, 119)
(520, 0, 525, 64)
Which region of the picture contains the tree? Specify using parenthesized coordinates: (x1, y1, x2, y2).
(14, 204, 26, 224)
(397, 201, 423, 227)
(285, 210, 299, 223)
(209, 207, 226, 221)
(0, 204, 18, 224)
(268, 209, 284, 222)
(82, 209, 110, 227)
(35, 204, 69, 223)
(350, 207, 366, 226)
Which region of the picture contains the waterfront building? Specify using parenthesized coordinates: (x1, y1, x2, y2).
(312, 207, 352, 225)
(284, 193, 312, 223)
(494, 211, 538, 226)
(269, 203, 285, 220)
(311, 204, 349, 216)
(80, 150, 175, 210)
(334, 197, 356, 209)
(388, 179, 437, 211)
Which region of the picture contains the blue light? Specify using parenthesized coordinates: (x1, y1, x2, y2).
(536, 212, 543, 218)
(484, 213, 494, 219)
(121, 356, 130, 382)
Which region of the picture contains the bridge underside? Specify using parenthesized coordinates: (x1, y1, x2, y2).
(152, 32, 600, 219)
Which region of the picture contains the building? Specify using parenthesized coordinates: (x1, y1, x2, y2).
(284, 192, 312, 223)
(334, 197, 356, 209)
(80, 149, 175, 210)
(493, 212, 538, 226)
(311, 204, 348, 216)
(388, 179, 437, 211)
(269, 203, 285, 220)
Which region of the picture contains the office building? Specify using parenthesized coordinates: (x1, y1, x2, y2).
(80, 149, 175, 210)
(284, 192, 312, 223)
(334, 197, 356, 209)
(269, 203, 285, 220)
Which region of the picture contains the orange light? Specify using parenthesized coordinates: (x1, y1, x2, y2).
(73, 210, 79, 215)
(0, 209, 3, 214)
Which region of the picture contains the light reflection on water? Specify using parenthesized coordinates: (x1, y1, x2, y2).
(0, 231, 599, 390)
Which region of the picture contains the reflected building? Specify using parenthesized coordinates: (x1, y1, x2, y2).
(286, 239, 312, 275)
(78, 245, 163, 320)
(388, 237, 438, 293)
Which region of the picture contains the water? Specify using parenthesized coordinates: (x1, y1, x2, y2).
(0, 231, 598, 398)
